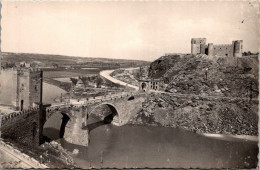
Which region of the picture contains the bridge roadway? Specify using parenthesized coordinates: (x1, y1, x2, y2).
(48, 91, 141, 110)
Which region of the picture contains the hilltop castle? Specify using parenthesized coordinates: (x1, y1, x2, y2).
(191, 38, 243, 57)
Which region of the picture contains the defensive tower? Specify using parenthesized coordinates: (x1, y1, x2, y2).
(191, 38, 207, 54)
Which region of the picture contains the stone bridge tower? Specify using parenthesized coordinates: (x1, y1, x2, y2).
(12, 67, 42, 111)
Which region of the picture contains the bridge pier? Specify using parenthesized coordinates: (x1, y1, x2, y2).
(63, 108, 89, 146)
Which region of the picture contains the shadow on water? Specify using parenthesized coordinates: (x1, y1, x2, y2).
(42, 128, 60, 142)
(83, 113, 115, 132)
(42, 112, 259, 168)
(43, 113, 70, 143)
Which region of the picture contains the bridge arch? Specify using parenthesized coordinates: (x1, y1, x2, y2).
(88, 103, 120, 124)
(42, 110, 71, 143)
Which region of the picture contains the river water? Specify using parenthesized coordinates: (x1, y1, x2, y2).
(42, 81, 258, 168)
(43, 82, 66, 104)
(43, 111, 258, 169)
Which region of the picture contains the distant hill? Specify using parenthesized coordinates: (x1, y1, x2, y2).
(1, 52, 150, 68)
(149, 54, 259, 98)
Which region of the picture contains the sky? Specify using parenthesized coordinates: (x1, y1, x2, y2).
(2, 1, 259, 61)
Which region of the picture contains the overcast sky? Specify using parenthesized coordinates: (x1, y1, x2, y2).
(2, 1, 259, 61)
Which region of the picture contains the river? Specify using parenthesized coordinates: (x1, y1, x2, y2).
(43, 82, 66, 104)
(43, 111, 258, 169)
(41, 73, 258, 169)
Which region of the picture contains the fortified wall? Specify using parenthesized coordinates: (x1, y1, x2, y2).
(1, 107, 41, 146)
(0, 67, 42, 111)
(191, 38, 243, 57)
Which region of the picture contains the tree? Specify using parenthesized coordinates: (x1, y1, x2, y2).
(70, 78, 78, 86)
(79, 76, 88, 88)
(96, 77, 103, 88)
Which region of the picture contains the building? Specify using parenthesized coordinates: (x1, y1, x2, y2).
(139, 78, 164, 92)
(138, 66, 165, 92)
(191, 38, 243, 57)
(0, 67, 42, 111)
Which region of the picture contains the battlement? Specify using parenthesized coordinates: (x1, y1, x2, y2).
(13, 67, 41, 73)
(191, 38, 207, 44)
(213, 44, 233, 47)
(191, 38, 243, 57)
(1, 106, 40, 124)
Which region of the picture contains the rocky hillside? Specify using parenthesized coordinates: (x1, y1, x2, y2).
(129, 54, 258, 136)
(130, 93, 258, 135)
(149, 54, 259, 98)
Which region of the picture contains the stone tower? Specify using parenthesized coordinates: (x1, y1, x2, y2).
(208, 43, 214, 56)
(11, 67, 42, 111)
(191, 38, 207, 54)
(233, 40, 243, 57)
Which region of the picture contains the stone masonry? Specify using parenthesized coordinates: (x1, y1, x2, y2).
(191, 38, 243, 57)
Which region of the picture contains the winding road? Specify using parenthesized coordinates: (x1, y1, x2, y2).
(99, 69, 139, 90)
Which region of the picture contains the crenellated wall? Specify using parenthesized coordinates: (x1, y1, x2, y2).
(211, 44, 234, 57)
(190, 38, 243, 57)
(1, 107, 41, 146)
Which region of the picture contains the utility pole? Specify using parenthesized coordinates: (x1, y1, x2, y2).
(39, 70, 44, 145)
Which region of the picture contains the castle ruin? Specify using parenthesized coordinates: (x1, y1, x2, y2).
(191, 38, 243, 57)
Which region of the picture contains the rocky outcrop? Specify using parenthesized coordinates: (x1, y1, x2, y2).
(130, 93, 258, 136)
(129, 54, 258, 135)
(149, 54, 259, 98)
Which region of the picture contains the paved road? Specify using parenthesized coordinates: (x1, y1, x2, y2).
(100, 68, 257, 102)
(99, 70, 139, 90)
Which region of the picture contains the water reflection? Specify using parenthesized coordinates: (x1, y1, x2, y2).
(43, 111, 258, 169)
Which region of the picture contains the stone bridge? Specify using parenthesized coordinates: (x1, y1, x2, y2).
(45, 92, 146, 146)
(1, 92, 146, 147)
